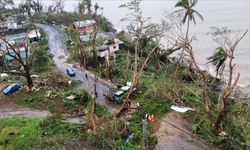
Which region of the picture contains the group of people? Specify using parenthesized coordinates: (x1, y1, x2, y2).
(84, 70, 99, 98)
(79, 64, 100, 98)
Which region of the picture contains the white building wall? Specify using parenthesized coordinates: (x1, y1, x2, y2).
(108, 43, 119, 53)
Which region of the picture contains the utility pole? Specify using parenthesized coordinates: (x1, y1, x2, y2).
(142, 114, 149, 150)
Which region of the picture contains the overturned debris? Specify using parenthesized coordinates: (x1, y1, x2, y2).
(170, 105, 195, 113)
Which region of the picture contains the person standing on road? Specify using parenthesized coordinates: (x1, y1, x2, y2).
(95, 75, 98, 82)
(94, 83, 98, 98)
(85, 73, 88, 79)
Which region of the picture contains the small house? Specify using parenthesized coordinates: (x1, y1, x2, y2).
(74, 20, 97, 35)
(96, 38, 125, 58)
(79, 32, 114, 42)
(0, 29, 41, 62)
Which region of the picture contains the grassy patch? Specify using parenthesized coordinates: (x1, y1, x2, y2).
(16, 88, 91, 114)
(0, 117, 86, 150)
(15, 70, 92, 114)
(0, 118, 41, 150)
(16, 91, 45, 108)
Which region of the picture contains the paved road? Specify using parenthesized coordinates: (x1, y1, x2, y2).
(37, 24, 112, 105)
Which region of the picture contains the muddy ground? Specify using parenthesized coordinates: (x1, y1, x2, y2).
(0, 93, 51, 118)
(156, 111, 215, 150)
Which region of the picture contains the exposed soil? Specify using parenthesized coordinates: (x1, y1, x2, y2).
(156, 111, 215, 150)
(0, 93, 51, 118)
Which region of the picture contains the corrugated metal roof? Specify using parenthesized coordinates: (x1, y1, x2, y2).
(74, 20, 96, 28)
(79, 32, 114, 42)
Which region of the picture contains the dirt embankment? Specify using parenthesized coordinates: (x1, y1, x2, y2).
(0, 92, 51, 119)
(156, 111, 215, 150)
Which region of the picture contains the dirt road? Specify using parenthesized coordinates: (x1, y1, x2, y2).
(0, 94, 51, 118)
(36, 24, 113, 105)
(156, 112, 215, 150)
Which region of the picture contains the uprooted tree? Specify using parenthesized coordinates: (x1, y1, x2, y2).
(53, 0, 65, 13)
(208, 27, 248, 134)
(174, 24, 248, 134)
(116, 0, 168, 117)
(172, 0, 204, 80)
(0, 32, 37, 91)
(167, 0, 249, 134)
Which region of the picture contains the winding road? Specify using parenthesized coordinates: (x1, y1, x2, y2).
(0, 24, 114, 119)
(36, 24, 112, 105)
(0, 24, 214, 149)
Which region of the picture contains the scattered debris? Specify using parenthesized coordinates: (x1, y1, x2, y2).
(61, 25, 66, 29)
(127, 82, 132, 87)
(10, 70, 17, 72)
(0, 73, 8, 77)
(219, 131, 227, 136)
(58, 55, 65, 59)
(31, 84, 40, 91)
(0, 83, 7, 91)
(70, 42, 74, 46)
(64, 117, 85, 124)
(121, 85, 130, 91)
(66, 95, 75, 100)
(68, 80, 72, 85)
(170, 105, 195, 113)
(31, 75, 39, 78)
(46, 90, 51, 98)
(147, 114, 156, 122)
(126, 133, 134, 143)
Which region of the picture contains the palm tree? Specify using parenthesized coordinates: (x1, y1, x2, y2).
(86, 0, 92, 14)
(94, 3, 99, 15)
(172, 0, 204, 80)
(207, 47, 227, 78)
(174, 0, 204, 37)
(77, 0, 85, 13)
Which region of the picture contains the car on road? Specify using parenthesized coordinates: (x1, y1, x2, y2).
(66, 67, 76, 76)
(3, 83, 22, 95)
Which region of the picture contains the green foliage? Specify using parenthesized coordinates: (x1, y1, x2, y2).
(128, 96, 170, 149)
(100, 19, 109, 32)
(85, 117, 139, 150)
(181, 85, 204, 107)
(95, 104, 109, 117)
(174, 0, 204, 25)
(207, 47, 227, 73)
(16, 79, 92, 114)
(0, 117, 84, 150)
(16, 91, 45, 108)
(32, 12, 79, 25)
(190, 102, 250, 150)
(33, 47, 50, 73)
(39, 116, 82, 137)
(0, 118, 42, 150)
(31, 29, 51, 73)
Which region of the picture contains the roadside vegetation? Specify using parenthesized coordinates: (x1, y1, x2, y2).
(0, 117, 85, 150)
(0, 0, 249, 150)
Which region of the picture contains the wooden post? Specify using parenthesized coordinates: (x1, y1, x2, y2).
(142, 117, 148, 150)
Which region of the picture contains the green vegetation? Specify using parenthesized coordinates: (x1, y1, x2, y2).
(190, 102, 250, 149)
(16, 71, 89, 114)
(0, 0, 249, 149)
(32, 30, 51, 73)
(0, 117, 84, 150)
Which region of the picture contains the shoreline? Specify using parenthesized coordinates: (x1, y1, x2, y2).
(169, 56, 250, 95)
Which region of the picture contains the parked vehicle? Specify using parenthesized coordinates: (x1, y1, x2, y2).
(104, 82, 133, 103)
(3, 83, 21, 95)
(66, 68, 75, 76)
(104, 89, 124, 103)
